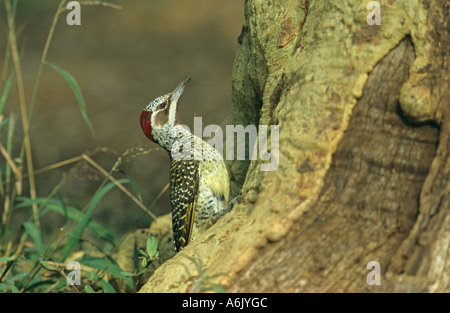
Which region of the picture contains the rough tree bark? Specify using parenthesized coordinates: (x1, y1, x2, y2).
(135, 0, 449, 292)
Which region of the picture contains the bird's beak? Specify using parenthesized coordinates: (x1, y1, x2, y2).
(170, 76, 191, 105)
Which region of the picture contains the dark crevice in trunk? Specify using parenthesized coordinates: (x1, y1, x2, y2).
(231, 37, 440, 293)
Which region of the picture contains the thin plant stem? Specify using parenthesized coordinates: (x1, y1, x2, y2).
(28, 0, 66, 125)
(1, 0, 16, 81)
(77, 1, 122, 10)
(82, 154, 158, 221)
(0, 141, 22, 194)
(4, 0, 39, 228)
(2, 152, 159, 221)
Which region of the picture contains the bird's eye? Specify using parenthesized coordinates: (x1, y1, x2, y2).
(159, 101, 167, 109)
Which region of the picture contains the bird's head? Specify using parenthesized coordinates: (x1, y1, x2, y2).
(140, 76, 190, 144)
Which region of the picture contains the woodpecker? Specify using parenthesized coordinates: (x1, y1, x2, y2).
(140, 77, 234, 252)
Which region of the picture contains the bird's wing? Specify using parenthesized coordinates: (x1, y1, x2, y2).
(169, 158, 200, 251)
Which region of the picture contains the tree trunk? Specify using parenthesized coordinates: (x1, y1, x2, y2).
(139, 0, 449, 292)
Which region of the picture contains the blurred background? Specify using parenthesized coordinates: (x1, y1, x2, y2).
(0, 0, 244, 238)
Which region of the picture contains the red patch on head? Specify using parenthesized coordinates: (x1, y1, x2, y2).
(140, 110, 155, 142)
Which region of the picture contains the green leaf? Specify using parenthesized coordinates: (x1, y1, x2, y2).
(84, 285, 95, 293)
(44, 61, 94, 136)
(80, 255, 133, 288)
(44, 279, 68, 293)
(23, 222, 43, 253)
(141, 258, 147, 268)
(136, 268, 148, 276)
(39, 260, 60, 272)
(96, 279, 113, 293)
(120, 271, 133, 277)
(84, 272, 112, 293)
(146, 237, 158, 258)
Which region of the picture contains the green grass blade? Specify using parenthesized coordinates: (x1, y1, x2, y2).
(60, 211, 92, 261)
(97, 279, 116, 293)
(39, 260, 60, 272)
(0, 116, 11, 194)
(44, 61, 94, 136)
(84, 272, 115, 293)
(15, 197, 118, 246)
(60, 180, 127, 261)
(23, 222, 43, 253)
(2, 279, 19, 293)
(121, 171, 143, 202)
(80, 255, 133, 289)
(88, 179, 127, 212)
(0, 70, 15, 116)
(4, 115, 16, 190)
